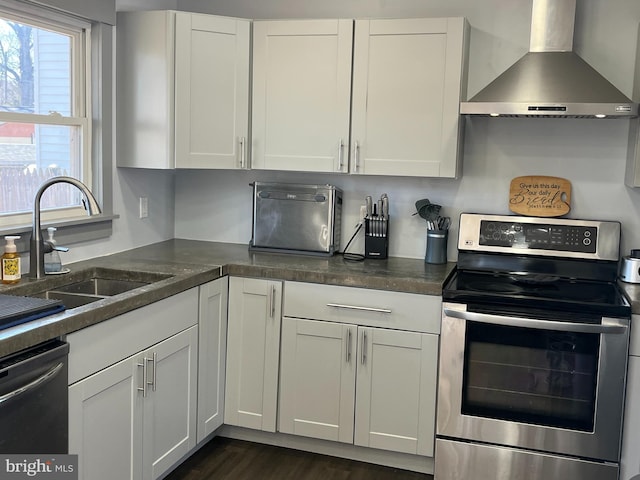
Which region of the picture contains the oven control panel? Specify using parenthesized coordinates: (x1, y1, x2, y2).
(457, 213, 621, 261)
(479, 221, 597, 253)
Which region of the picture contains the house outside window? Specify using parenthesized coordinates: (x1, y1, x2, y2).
(0, 4, 91, 228)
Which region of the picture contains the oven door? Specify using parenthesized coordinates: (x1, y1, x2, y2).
(437, 302, 630, 462)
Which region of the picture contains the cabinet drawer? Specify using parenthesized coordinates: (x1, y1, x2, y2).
(283, 281, 441, 334)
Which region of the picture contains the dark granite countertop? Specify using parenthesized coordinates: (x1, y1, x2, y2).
(0, 239, 454, 357)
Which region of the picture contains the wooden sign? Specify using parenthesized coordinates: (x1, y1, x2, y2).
(509, 175, 571, 217)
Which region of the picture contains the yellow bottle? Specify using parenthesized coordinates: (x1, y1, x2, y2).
(2, 236, 21, 285)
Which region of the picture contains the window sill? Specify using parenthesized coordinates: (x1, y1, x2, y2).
(0, 214, 118, 254)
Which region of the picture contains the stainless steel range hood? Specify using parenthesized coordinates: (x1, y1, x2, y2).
(460, 0, 638, 118)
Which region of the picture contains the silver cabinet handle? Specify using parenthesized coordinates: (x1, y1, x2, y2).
(137, 358, 148, 397)
(150, 352, 157, 392)
(239, 137, 247, 169)
(353, 140, 360, 172)
(443, 308, 628, 334)
(269, 285, 277, 319)
(346, 328, 352, 363)
(327, 303, 392, 314)
(145, 356, 154, 391)
(337, 139, 344, 172)
(361, 330, 367, 365)
(0, 362, 63, 405)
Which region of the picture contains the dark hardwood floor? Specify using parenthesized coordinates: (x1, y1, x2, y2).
(165, 437, 433, 480)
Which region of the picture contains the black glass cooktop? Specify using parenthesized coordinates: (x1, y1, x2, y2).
(443, 270, 631, 318)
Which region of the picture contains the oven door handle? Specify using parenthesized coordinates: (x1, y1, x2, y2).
(443, 308, 628, 334)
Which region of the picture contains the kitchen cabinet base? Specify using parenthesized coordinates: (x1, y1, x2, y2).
(216, 425, 434, 475)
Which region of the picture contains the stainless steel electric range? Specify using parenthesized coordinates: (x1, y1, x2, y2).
(435, 213, 631, 480)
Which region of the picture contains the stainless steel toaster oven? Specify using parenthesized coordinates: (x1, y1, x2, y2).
(249, 182, 342, 256)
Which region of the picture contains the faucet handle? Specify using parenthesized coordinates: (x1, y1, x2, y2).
(43, 241, 69, 253)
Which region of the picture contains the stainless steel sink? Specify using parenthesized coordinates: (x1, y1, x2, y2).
(53, 278, 150, 296)
(39, 291, 103, 309)
(25, 268, 173, 310)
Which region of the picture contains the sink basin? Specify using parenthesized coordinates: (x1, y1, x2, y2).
(39, 291, 103, 309)
(25, 267, 174, 311)
(53, 278, 150, 296)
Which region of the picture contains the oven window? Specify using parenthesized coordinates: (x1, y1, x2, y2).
(462, 322, 599, 431)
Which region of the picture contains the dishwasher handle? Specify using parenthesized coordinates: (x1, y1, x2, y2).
(0, 362, 64, 405)
(444, 308, 628, 335)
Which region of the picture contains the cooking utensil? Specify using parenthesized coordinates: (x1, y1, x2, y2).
(414, 199, 441, 222)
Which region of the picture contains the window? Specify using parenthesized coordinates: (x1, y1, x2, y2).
(0, 3, 91, 227)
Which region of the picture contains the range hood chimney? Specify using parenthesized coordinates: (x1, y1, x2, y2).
(460, 0, 638, 118)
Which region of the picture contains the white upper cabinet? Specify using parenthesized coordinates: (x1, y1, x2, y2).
(251, 17, 468, 177)
(351, 18, 468, 178)
(251, 20, 353, 173)
(175, 14, 250, 169)
(117, 11, 250, 169)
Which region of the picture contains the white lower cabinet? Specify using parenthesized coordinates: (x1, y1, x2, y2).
(279, 281, 440, 456)
(69, 326, 198, 480)
(68, 288, 200, 480)
(196, 277, 229, 442)
(279, 318, 356, 443)
(354, 327, 438, 455)
(224, 277, 282, 432)
(69, 351, 141, 480)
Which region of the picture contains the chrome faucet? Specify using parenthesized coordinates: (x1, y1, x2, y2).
(30, 176, 102, 279)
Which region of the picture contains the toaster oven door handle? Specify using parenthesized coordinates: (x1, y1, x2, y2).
(443, 308, 628, 334)
(327, 303, 392, 314)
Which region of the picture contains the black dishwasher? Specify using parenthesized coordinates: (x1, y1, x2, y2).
(0, 339, 69, 453)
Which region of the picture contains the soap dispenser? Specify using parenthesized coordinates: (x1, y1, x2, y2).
(44, 227, 62, 274)
(2, 235, 21, 284)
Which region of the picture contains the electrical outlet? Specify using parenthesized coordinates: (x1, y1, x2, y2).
(139, 197, 148, 219)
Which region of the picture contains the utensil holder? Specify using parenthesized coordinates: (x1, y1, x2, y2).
(365, 217, 389, 259)
(425, 229, 447, 264)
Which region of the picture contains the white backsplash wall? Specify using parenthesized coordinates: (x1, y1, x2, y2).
(175, 115, 640, 260)
(59, 167, 176, 264)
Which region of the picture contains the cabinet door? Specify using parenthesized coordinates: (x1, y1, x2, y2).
(175, 13, 250, 169)
(225, 277, 282, 432)
(197, 277, 229, 443)
(252, 20, 353, 173)
(143, 326, 198, 480)
(69, 356, 143, 480)
(351, 18, 467, 178)
(279, 318, 356, 443)
(354, 327, 438, 456)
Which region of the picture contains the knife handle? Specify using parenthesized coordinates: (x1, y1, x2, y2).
(381, 195, 389, 218)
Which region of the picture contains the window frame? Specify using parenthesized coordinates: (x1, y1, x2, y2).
(0, 0, 114, 250)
